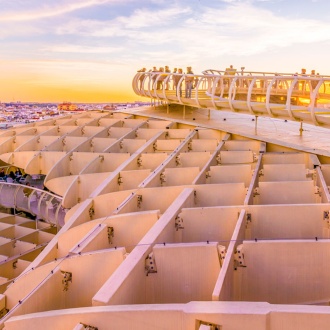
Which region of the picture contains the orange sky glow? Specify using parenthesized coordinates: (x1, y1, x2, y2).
(1, 0, 330, 103)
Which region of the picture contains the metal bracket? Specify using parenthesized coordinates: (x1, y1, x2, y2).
(160, 172, 166, 185)
(216, 153, 221, 165)
(0, 308, 9, 318)
(217, 245, 226, 266)
(145, 252, 157, 275)
(137, 195, 143, 208)
(12, 260, 17, 269)
(79, 323, 98, 330)
(324, 211, 330, 228)
(137, 156, 142, 167)
(89, 206, 95, 219)
(197, 320, 222, 330)
(245, 213, 252, 229)
(314, 186, 321, 196)
(175, 155, 181, 166)
(188, 141, 193, 151)
(117, 174, 123, 185)
(194, 190, 197, 204)
(253, 187, 260, 196)
(175, 215, 184, 231)
(234, 245, 246, 269)
(107, 226, 114, 244)
(61, 271, 72, 291)
(153, 142, 157, 151)
(258, 169, 264, 177)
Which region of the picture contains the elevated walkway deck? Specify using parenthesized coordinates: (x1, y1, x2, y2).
(133, 70, 330, 128)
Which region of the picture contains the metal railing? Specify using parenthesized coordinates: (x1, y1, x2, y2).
(133, 70, 330, 126)
(0, 182, 67, 227)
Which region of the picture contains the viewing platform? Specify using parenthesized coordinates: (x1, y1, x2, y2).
(133, 69, 330, 127)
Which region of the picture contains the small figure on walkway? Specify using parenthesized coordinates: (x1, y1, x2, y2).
(23, 182, 33, 197)
(185, 66, 194, 98)
(137, 68, 147, 90)
(173, 68, 183, 96)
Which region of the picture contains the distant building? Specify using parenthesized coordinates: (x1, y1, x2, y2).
(103, 104, 117, 111)
(57, 102, 78, 111)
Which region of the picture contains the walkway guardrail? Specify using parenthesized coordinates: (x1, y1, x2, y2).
(133, 70, 330, 127)
(0, 182, 67, 227)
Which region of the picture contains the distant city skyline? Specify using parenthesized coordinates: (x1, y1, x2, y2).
(0, 0, 329, 103)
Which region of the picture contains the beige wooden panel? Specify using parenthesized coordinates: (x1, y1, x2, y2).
(248, 204, 328, 239)
(156, 139, 181, 152)
(118, 186, 186, 215)
(59, 211, 159, 256)
(321, 164, 330, 185)
(108, 127, 132, 138)
(167, 129, 191, 139)
(136, 128, 165, 140)
(97, 118, 121, 127)
(81, 126, 104, 137)
(120, 170, 151, 190)
(262, 152, 307, 164)
(179, 207, 240, 244)
(223, 140, 261, 152)
(5, 249, 126, 312)
(261, 164, 307, 182)
(197, 128, 223, 140)
(164, 167, 200, 186)
(194, 183, 246, 206)
(140, 153, 168, 170)
(147, 120, 172, 129)
(63, 137, 88, 151)
(239, 241, 330, 304)
(191, 139, 218, 152)
(219, 151, 254, 164)
(122, 119, 146, 128)
(146, 243, 220, 303)
(179, 152, 211, 168)
(91, 138, 117, 152)
(258, 181, 316, 204)
(121, 139, 146, 153)
(210, 164, 252, 186)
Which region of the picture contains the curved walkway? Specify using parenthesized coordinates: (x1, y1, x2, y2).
(133, 70, 330, 127)
(0, 182, 66, 227)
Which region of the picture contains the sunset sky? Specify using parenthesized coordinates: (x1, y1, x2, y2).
(1, 0, 329, 103)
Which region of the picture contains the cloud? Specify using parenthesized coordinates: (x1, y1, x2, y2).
(53, 1, 330, 56)
(0, 0, 121, 21)
(42, 44, 125, 54)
